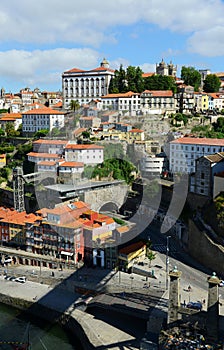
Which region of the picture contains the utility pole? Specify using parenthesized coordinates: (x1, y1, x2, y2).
(166, 235, 171, 290)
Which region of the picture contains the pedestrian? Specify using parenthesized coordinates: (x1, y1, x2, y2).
(188, 285, 191, 292)
(183, 300, 186, 307)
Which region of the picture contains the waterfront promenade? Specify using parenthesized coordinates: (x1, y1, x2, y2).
(0, 251, 224, 349)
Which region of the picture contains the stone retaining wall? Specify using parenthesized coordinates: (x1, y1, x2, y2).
(0, 292, 94, 350)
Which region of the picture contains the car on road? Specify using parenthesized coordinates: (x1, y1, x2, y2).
(15, 276, 26, 283)
(1, 256, 12, 265)
(4, 275, 16, 281)
(186, 301, 202, 311)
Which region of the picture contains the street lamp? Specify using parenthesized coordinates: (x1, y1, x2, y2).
(166, 235, 171, 290)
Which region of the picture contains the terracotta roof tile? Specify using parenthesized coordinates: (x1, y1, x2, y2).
(170, 137, 224, 146)
(60, 161, 84, 167)
(65, 144, 103, 150)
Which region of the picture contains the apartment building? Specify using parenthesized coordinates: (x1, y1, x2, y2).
(140, 154, 166, 177)
(190, 152, 224, 197)
(169, 137, 224, 173)
(64, 143, 104, 165)
(22, 106, 65, 135)
(62, 58, 114, 108)
(194, 93, 209, 112)
(32, 139, 67, 154)
(101, 90, 175, 115)
(27, 152, 61, 164)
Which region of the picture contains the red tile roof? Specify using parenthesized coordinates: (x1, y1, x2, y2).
(64, 68, 86, 73)
(102, 91, 140, 98)
(37, 161, 57, 166)
(60, 161, 84, 167)
(65, 144, 103, 150)
(33, 139, 68, 145)
(27, 152, 61, 158)
(22, 107, 64, 115)
(142, 72, 155, 78)
(170, 137, 224, 146)
(142, 90, 173, 96)
(129, 129, 144, 133)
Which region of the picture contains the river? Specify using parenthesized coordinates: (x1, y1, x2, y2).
(0, 302, 83, 349)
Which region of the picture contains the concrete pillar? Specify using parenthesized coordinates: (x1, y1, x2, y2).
(207, 272, 221, 342)
(167, 266, 182, 325)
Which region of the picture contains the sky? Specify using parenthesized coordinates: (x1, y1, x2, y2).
(1, 0, 224, 93)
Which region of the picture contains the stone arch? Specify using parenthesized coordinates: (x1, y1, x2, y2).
(98, 201, 119, 213)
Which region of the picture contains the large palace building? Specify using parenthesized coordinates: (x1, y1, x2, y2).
(62, 58, 114, 108)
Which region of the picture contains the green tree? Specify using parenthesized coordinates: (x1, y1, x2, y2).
(213, 117, 224, 133)
(82, 130, 90, 139)
(181, 66, 201, 91)
(0, 128, 5, 136)
(109, 65, 145, 93)
(145, 240, 156, 267)
(34, 129, 49, 138)
(144, 75, 176, 92)
(5, 122, 19, 137)
(203, 74, 221, 93)
(70, 100, 80, 112)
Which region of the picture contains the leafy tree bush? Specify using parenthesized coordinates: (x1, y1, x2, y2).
(181, 66, 201, 91)
(34, 129, 49, 138)
(92, 158, 136, 184)
(203, 74, 221, 93)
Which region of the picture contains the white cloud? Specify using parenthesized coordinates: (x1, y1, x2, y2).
(140, 63, 156, 73)
(0, 48, 100, 91)
(187, 26, 224, 57)
(0, 0, 224, 50)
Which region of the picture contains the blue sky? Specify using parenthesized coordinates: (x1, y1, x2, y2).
(1, 0, 224, 93)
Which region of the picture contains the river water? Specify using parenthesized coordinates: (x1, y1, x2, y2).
(0, 303, 83, 349)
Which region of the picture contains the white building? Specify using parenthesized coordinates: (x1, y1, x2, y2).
(140, 155, 166, 177)
(169, 137, 224, 173)
(101, 91, 141, 115)
(37, 161, 58, 173)
(101, 90, 175, 115)
(27, 152, 61, 164)
(59, 161, 84, 183)
(64, 143, 104, 166)
(62, 58, 114, 108)
(32, 139, 68, 154)
(22, 106, 65, 135)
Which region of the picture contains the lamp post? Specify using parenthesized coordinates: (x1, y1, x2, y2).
(166, 235, 171, 290)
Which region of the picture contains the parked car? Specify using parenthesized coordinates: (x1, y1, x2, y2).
(186, 301, 202, 311)
(1, 256, 12, 264)
(219, 280, 224, 287)
(15, 276, 26, 283)
(4, 275, 16, 281)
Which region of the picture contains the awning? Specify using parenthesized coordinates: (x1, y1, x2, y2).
(61, 251, 73, 256)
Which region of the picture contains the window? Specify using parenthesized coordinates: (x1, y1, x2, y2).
(201, 172, 205, 179)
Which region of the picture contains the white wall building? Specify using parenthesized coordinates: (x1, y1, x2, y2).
(27, 152, 61, 164)
(33, 139, 68, 154)
(59, 161, 84, 175)
(169, 137, 224, 173)
(64, 143, 104, 166)
(22, 106, 65, 135)
(140, 155, 166, 177)
(62, 58, 114, 108)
